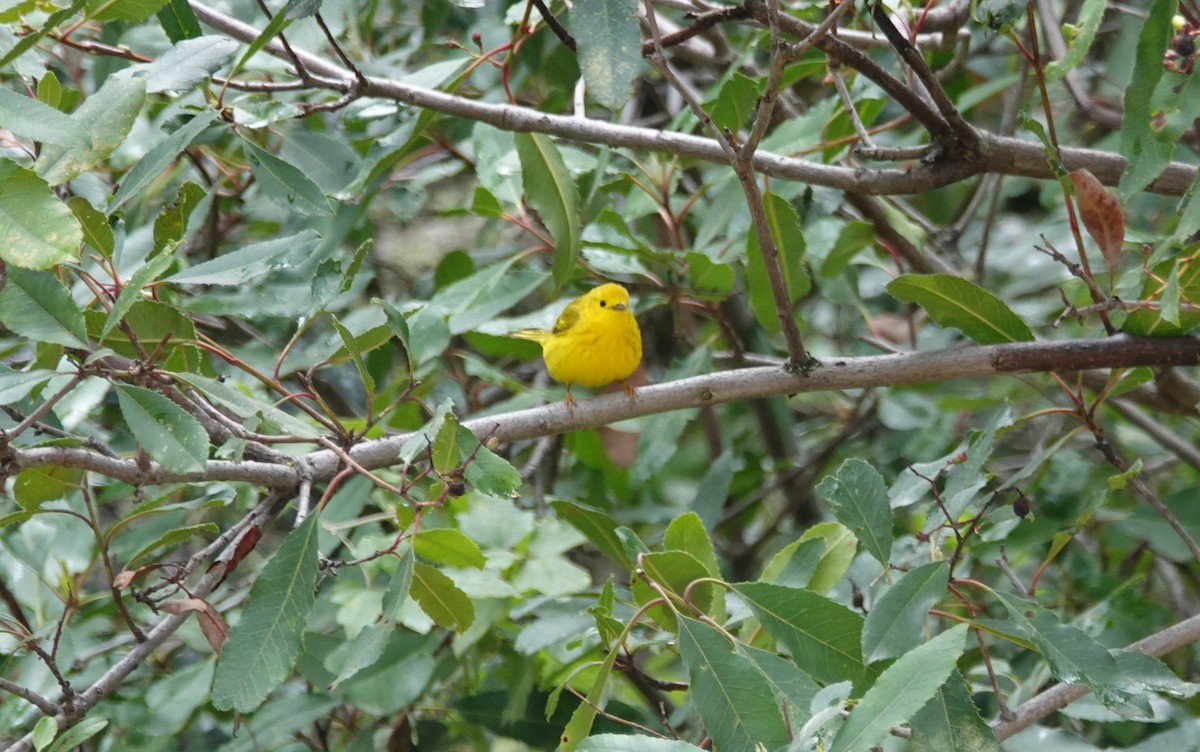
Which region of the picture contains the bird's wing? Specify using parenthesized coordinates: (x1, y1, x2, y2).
(551, 298, 583, 334)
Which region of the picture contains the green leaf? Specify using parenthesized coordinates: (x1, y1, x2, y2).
(550, 500, 632, 571)
(746, 192, 809, 332)
(174, 373, 321, 439)
(138, 36, 239, 93)
(462, 432, 522, 498)
(14, 465, 84, 510)
(103, 253, 176, 338)
(908, 670, 1002, 752)
(677, 617, 791, 752)
(331, 314, 375, 397)
(515, 132, 580, 287)
(212, 512, 321, 713)
(707, 73, 763, 132)
(87, 0, 169, 22)
(577, 736, 705, 751)
(242, 139, 333, 217)
(1044, 0, 1105, 81)
(166, 229, 322, 285)
(32, 716, 55, 752)
(114, 384, 209, 473)
(0, 267, 87, 347)
(829, 624, 968, 752)
(156, 0, 202, 41)
(68, 196, 113, 258)
(798, 521, 859, 595)
(35, 76, 146, 186)
(994, 591, 1153, 718)
(0, 368, 56, 405)
(331, 549, 414, 688)
(0, 88, 89, 148)
(125, 522, 219, 566)
(0, 160, 83, 270)
(817, 459, 893, 569)
(732, 581, 868, 687)
(861, 561, 949, 663)
(413, 529, 486, 569)
(664, 511, 720, 579)
(630, 550, 715, 632)
(1117, 0, 1176, 198)
(44, 716, 108, 752)
(153, 181, 207, 253)
(0, 0, 87, 72)
(571, 0, 641, 110)
(110, 111, 217, 211)
(410, 562, 474, 633)
(887, 274, 1035, 344)
(373, 297, 413, 373)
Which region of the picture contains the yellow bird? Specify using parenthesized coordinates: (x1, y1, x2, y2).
(511, 283, 643, 407)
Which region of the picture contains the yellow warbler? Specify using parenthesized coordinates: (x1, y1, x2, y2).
(511, 283, 643, 407)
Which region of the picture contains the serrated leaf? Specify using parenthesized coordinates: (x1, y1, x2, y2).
(102, 253, 176, 338)
(45, 716, 108, 752)
(211, 512, 321, 712)
(14, 465, 83, 510)
(550, 500, 632, 571)
(571, 0, 641, 110)
(677, 616, 791, 752)
(462, 433, 521, 498)
(908, 670, 1002, 752)
(0, 159, 83, 270)
(732, 581, 868, 687)
(515, 132, 580, 287)
(68, 196, 113, 258)
(35, 76, 146, 186)
(115, 384, 209, 473)
(242, 139, 332, 216)
(747, 192, 809, 332)
(1117, 0, 1176, 198)
(166, 229, 321, 285)
(817, 459, 893, 569)
(410, 562, 474, 633)
(331, 549, 414, 688)
(800, 521, 859, 595)
(156, 0, 202, 41)
(331, 314, 375, 396)
(413, 529, 485, 569)
(0, 267, 87, 347)
(153, 181, 207, 253)
(887, 274, 1034, 344)
(862, 561, 949, 663)
(829, 624, 968, 752)
(110, 111, 217, 211)
(138, 36, 238, 93)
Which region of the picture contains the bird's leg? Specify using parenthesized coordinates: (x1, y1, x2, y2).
(622, 380, 637, 400)
(564, 385, 576, 410)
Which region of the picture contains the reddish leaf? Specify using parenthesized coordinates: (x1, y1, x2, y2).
(160, 597, 229, 654)
(112, 565, 157, 590)
(1071, 168, 1125, 273)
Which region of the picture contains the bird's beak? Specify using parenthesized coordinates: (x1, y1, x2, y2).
(613, 302, 627, 311)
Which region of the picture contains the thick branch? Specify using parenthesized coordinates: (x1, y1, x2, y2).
(186, 1, 1197, 196)
(10, 336, 1200, 488)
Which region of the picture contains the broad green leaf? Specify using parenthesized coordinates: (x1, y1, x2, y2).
(331, 549, 414, 688)
(32, 717, 55, 752)
(461, 431, 522, 498)
(515, 132, 580, 287)
(212, 512, 321, 713)
(156, 0, 202, 41)
(1123, 256, 1200, 335)
(44, 716, 108, 752)
(166, 229, 321, 285)
(0, 267, 87, 347)
(691, 450, 733, 530)
(687, 252, 735, 296)
(68, 197, 113, 258)
(550, 500, 632, 571)
(761, 537, 825, 588)
(0, 160, 83, 269)
(664, 511, 720, 579)
(102, 253, 176, 338)
(413, 529, 485, 569)
(816, 459, 893, 569)
(114, 384, 209, 473)
(631, 550, 715, 632)
(577, 736, 705, 751)
(174, 373, 321, 439)
(799, 521, 858, 595)
(35, 76, 146, 186)
(138, 36, 238, 93)
(242, 139, 332, 216)
(829, 624, 968, 752)
(707, 73, 763, 132)
(410, 562, 474, 633)
(1117, 0, 1176, 198)
(125, 523, 219, 566)
(887, 274, 1034, 344)
(36, 72, 63, 109)
(908, 670, 1001, 752)
(154, 182, 207, 253)
(0, 87, 88, 148)
(0, 368, 56, 405)
(994, 591, 1153, 718)
(677, 617, 791, 752)
(861, 561, 949, 663)
(746, 192, 809, 332)
(571, 0, 641, 110)
(14, 465, 84, 510)
(732, 581, 868, 687)
(87, 0, 169, 22)
(110, 111, 217, 210)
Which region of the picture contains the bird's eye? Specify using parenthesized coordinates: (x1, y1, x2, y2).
(599, 300, 607, 307)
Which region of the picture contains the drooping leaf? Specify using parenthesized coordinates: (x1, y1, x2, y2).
(68, 196, 114, 258)
(35, 76, 146, 186)
(816, 459, 893, 569)
(1070, 168, 1125, 274)
(0, 160, 83, 270)
(887, 274, 1035, 344)
(114, 384, 209, 473)
(212, 512, 321, 713)
(138, 36, 239, 93)
(14, 465, 84, 510)
(515, 132, 580, 287)
(550, 499, 633, 571)
(242, 139, 333, 217)
(861, 561, 949, 663)
(571, 0, 642, 110)
(747, 192, 809, 332)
